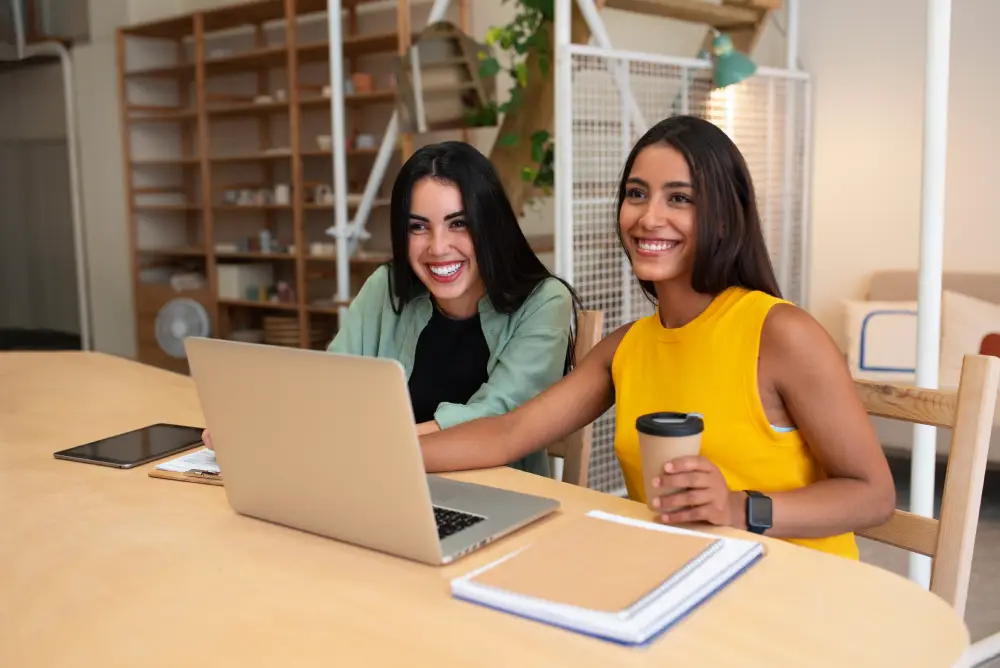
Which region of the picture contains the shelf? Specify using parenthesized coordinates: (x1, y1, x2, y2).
(214, 204, 292, 211)
(210, 152, 291, 164)
(301, 148, 385, 158)
(303, 197, 390, 210)
(137, 247, 206, 257)
(202, 0, 328, 34)
(121, 15, 195, 40)
(307, 252, 390, 265)
(134, 204, 202, 212)
(300, 91, 397, 109)
(308, 304, 349, 315)
(127, 108, 198, 124)
(119, 0, 453, 367)
(124, 62, 195, 79)
(132, 157, 201, 167)
(205, 45, 287, 75)
(216, 252, 296, 260)
(207, 100, 290, 118)
(218, 298, 299, 311)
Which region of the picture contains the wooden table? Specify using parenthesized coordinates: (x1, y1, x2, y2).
(1, 351, 971, 667)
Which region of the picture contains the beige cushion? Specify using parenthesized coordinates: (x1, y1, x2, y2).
(940, 290, 1000, 389)
(843, 299, 918, 382)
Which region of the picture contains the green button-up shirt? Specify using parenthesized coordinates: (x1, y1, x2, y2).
(327, 265, 574, 477)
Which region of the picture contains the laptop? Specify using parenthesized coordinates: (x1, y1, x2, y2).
(183, 336, 560, 566)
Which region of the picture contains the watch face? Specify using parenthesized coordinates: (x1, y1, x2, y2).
(749, 494, 773, 529)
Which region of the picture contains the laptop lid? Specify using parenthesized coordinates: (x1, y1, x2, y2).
(184, 337, 444, 564)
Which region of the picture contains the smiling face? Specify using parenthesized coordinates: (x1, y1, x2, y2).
(618, 144, 698, 287)
(406, 176, 484, 318)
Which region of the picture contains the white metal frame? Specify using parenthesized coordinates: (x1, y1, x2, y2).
(553, 37, 812, 297)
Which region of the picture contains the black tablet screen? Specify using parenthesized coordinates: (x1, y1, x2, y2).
(54, 423, 204, 467)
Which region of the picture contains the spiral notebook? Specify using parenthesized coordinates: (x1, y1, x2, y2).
(450, 510, 764, 646)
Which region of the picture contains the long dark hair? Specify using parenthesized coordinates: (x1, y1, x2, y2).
(387, 141, 581, 370)
(615, 115, 781, 302)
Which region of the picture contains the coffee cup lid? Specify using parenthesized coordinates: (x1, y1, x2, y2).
(635, 412, 704, 437)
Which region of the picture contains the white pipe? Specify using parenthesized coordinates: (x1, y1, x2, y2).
(410, 44, 427, 133)
(10, 0, 26, 57)
(910, 0, 953, 590)
(554, 0, 573, 283)
(779, 101, 795, 293)
(680, 66, 689, 114)
(343, 113, 398, 256)
(16, 41, 92, 351)
(763, 77, 775, 255)
(327, 0, 351, 320)
(340, 0, 453, 256)
(798, 78, 814, 310)
(619, 52, 632, 326)
(785, 0, 800, 71)
(574, 0, 647, 133)
(776, 1, 800, 297)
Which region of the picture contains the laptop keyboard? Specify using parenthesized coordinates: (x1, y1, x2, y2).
(433, 506, 485, 540)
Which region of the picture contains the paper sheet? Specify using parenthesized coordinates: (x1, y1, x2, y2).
(156, 448, 220, 474)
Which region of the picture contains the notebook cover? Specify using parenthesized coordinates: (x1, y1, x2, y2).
(468, 514, 719, 613)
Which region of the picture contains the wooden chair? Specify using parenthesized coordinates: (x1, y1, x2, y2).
(547, 309, 604, 487)
(854, 353, 1000, 617)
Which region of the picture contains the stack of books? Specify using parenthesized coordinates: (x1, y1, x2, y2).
(450, 510, 764, 646)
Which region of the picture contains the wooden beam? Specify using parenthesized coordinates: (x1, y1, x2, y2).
(696, 0, 774, 63)
(603, 0, 762, 29)
(488, 2, 598, 218)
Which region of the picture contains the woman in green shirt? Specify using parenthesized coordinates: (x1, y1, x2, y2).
(328, 141, 579, 476)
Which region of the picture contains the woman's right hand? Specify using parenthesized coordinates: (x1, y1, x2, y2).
(202, 429, 214, 450)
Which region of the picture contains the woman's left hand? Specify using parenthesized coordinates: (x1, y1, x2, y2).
(651, 455, 745, 529)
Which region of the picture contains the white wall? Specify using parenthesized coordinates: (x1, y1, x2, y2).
(801, 0, 1000, 344)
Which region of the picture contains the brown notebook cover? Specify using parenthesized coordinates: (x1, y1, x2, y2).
(469, 514, 720, 613)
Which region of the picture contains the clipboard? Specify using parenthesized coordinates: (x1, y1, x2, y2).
(147, 447, 224, 487)
(148, 468, 224, 486)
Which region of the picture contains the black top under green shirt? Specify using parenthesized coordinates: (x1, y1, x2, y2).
(407, 303, 491, 424)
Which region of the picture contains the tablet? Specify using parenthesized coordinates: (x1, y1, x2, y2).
(53, 423, 204, 469)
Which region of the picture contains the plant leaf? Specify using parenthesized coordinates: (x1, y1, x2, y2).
(479, 57, 501, 78)
(499, 133, 520, 147)
(514, 62, 528, 87)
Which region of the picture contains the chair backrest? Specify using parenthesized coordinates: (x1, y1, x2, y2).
(854, 353, 1000, 616)
(547, 309, 604, 487)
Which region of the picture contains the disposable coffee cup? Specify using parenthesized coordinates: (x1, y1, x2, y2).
(636, 412, 704, 510)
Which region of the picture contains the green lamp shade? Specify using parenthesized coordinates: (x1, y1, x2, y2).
(712, 33, 756, 88)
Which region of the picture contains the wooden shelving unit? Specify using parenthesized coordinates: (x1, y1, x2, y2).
(115, 0, 478, 374)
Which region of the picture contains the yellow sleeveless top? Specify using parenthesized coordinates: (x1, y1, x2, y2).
(611, 287, 859, 560)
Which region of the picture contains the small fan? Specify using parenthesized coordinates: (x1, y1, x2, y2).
(154, 298, 211, 359)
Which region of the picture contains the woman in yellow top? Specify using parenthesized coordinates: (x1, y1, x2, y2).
(418, 115, 895, 559)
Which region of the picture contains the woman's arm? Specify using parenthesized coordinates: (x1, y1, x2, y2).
(657, 305, 895, 537)
(326, 265, 389, 356)
(419, 323, 632, 473)
(757, 304, 896, 536)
